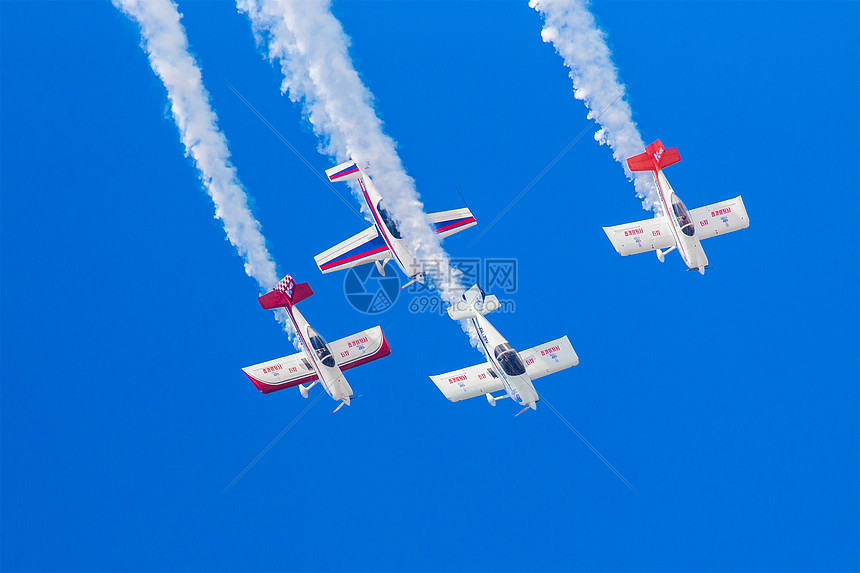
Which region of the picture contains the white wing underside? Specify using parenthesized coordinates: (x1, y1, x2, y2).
(689, 196, 749, 240)
(243, 351, 316, 390)
(429, 363, 504, 402)
(602, 217, 674, 256)
(518, 335, 579, 380)
(314, 225, 391, 274)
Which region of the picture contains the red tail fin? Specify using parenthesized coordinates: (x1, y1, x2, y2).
(258, 275, 314, 310)
(627, 139, 681, 172)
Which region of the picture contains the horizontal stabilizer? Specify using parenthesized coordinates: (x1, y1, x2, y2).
(259, 275, 313, 310)
(688, 196, 750, 240)
(447, 284, 499, 320)
(326, 159, 363, 183)
(429, 362, 505, 402)
(627, 139, 681, 172)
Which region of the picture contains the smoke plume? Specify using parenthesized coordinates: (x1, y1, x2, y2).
(114, 0, 294, 336)
(530, 0, 661, 213)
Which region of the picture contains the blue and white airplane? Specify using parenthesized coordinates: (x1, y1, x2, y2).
(315, 160, 477, 288)
(430, 285, 579, 415)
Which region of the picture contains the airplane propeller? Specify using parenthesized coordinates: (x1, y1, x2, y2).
(400, 273, 425, 290)
(332, 401, 348, 414)
(515, 405, 532, 417)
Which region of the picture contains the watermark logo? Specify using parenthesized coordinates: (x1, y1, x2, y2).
(406, 258, 518, 295)
(485, 258, 518, 293)
(343, 264, 400, 314)
(343, 257, 518, 316)
(406, 257, 518, 316)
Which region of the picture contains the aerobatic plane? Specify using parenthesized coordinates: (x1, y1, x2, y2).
(242, 275, 390, 413)
(603, 140, 749, 274)
(429, 285, 578, 415)
(315, 160, 477, 288)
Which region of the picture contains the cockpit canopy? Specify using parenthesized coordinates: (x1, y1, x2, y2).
(376, 200, 403, 240)
(306, 326, 336, 368)
(671, 194, 695, 237)
(494, 342, 526, 377)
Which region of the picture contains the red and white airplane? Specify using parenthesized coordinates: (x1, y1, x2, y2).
(242, 275, 391, 412)
(603, 140, 749, 274)
(315, 160, 477, 288)
(430, 285, 579, 415)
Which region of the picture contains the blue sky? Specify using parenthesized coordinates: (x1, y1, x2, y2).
(2, 2, 858, 571)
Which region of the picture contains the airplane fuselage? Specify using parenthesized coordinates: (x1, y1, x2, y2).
(653, 169, 709, 273)
(471, 312, 538, 409)
(357, 175, 423, 280)
(286, 304, 353, 402)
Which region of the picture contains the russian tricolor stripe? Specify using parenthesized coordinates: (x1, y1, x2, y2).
(329, 163, 359, 181)
(319, 232, 390, 271)
(433, 216, 476, 234)
(320, 246, 389, 271)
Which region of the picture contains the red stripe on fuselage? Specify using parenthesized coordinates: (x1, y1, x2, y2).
(286, 308, 337, 399)
(653, 169, 688, 263)
(359, 178, 404, 269)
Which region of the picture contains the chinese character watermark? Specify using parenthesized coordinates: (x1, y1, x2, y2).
(342, 257, 519, 316)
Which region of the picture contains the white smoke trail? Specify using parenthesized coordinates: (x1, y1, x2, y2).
(237, 0, 479, 344)
(530, 0, 661, 213)
(114, 0, 295, 338)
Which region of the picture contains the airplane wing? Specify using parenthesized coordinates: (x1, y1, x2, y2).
(428, 207, 477, 239)
(602, 216, 674, 256)
(328, 325, 391, 371)
(243, 351, 318, 394)
(314, 225, 392, 274)
(429, 362, 505, 402)
(517, 335, 579, 381)
(689, 196, 750, 240)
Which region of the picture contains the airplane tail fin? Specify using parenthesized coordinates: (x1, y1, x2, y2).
(627, 139, 681, 172)
(447, 284, 500, 320)
(325, 159, 365, 183)
(258, 275, 314, 310)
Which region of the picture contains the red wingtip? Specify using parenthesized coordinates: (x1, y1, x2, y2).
(338, 332, 392, 372)
(244, 371, 268, 393)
